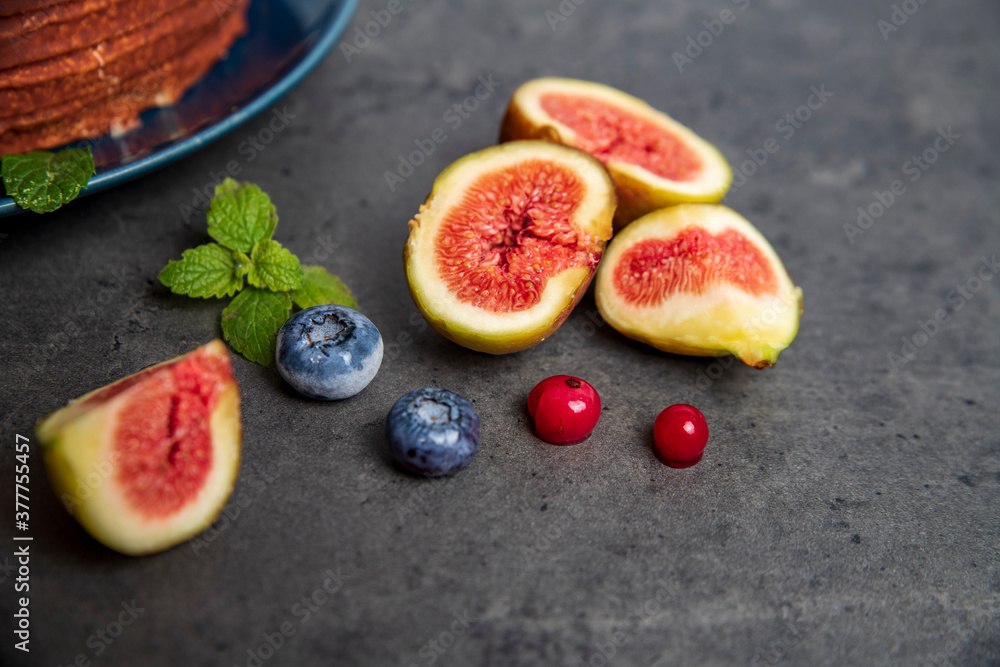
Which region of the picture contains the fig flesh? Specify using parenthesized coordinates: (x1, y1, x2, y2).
(404, 141, 616, 354)
(500, 77, 732, 229)
(36, 340, 242, 555)
(595, 205, 802, 368)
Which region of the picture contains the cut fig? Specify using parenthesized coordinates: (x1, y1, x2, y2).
(36, 340, 242, 556)
(404, 140, 616, 354)
(595, 205, 802, 368)
(500, 77, 732, 229)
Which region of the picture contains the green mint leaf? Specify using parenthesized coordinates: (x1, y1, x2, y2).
(1, 147, 95, 214)
(291, 265, 358, 310)
(207, 179, 277, 252)
(158, 243, 245, 298)
(233, 251, 252, 280)
(247, 240, 302, 291)
(220, 287, 291, 366)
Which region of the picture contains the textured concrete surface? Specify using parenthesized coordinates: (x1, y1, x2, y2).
(2, 1, 999, 665)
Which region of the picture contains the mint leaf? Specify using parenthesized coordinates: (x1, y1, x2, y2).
(248, 240, 302, 292)
(207, 179, 277, 252)
(2, 147, 95, 213)
(158, 243, 244, 298)
(220, 288, 291, 366)
(155, 178, 361, 368)
(291, 265, 358, 310)
(233, 251, 252, 280)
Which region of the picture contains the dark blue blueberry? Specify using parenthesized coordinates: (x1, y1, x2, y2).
(275, 305, 383, 400)
(385, 388, 480, 476)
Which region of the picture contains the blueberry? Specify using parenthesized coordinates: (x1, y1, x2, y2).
(275, 305, 383, 400)
(385, 388, 480, 476)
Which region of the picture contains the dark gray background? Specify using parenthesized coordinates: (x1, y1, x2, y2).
(2, 0, 998, 665)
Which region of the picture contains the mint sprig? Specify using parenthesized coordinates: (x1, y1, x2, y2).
(1, 147, 96, 213)
(159, 179, 357, 366)
(221, 288, 292, 366)
(158, 243, 245, 298)
(207, 180, 277, 252)
(248, 240, 302, 291)
(291, 265, 358, 310)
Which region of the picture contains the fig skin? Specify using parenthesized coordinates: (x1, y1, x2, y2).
(36, 340, 242, 556)
(594, 205, 803, 368)
(404, 141, 616, 354)
(403, 270, 593, 355)
(500, 77, 733, 230)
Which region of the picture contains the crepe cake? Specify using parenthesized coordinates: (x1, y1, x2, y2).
(1, 0, 204, 70)
(0, 0, 249, 155)
(0, 0, 226, 93)
(0, 0, 240, 124)
(0, 0, 77, 18)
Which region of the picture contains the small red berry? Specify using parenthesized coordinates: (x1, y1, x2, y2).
(527, 375, 601, 445)
(653, 404, 708, 467)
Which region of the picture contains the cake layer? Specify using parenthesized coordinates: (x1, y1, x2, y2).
(0, 0, 75, 19)
(0, 3, 248, 154)
(0, 14, 239, 132)
(0, 0, 127, 37)
(0, 0, 214, 90)
(0, 0, 227, 113)
(0, 0, 206, 69)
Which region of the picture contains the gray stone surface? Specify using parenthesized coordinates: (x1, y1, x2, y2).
(2, 0, 999, 665)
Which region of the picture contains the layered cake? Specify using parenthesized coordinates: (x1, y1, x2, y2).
(0, 0, 250, 154)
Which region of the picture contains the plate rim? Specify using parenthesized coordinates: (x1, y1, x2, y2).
(0, 0, 360, 218)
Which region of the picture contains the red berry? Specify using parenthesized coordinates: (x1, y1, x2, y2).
(527, 375, 601, 445)
(653, 404, 708, 467)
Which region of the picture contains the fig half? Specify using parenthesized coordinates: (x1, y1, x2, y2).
(595, 205, 802, 368)
(404, 141, 616, 354)
(36, 340, 242, 555)
(500, 77, 732, 229)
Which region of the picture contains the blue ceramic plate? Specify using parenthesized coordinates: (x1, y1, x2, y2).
(0, 0, 358, 217)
